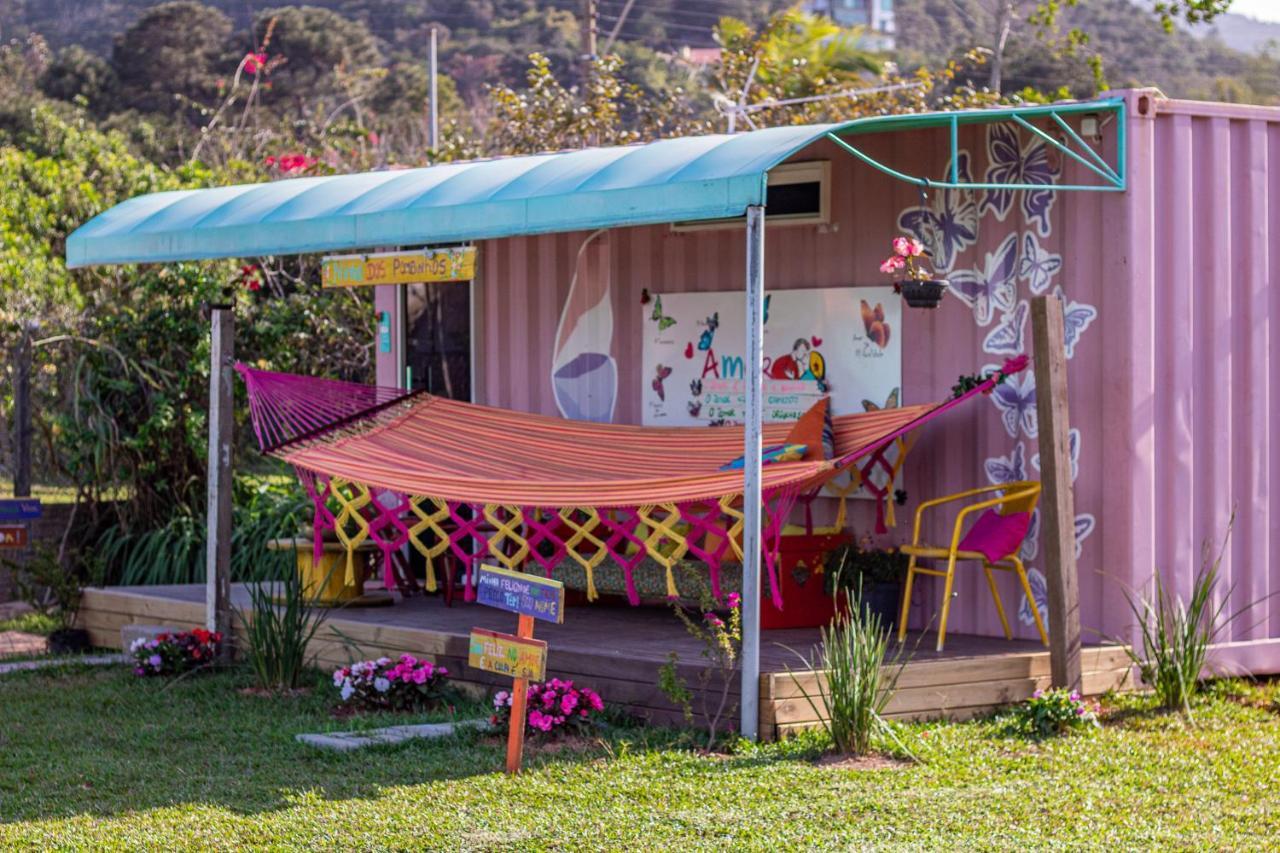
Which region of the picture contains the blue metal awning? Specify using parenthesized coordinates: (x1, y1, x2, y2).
(66, 99, 1125, 268)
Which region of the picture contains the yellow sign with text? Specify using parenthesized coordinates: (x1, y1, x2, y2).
(468, 628, 548, 682)
(321, 247, 476, 288)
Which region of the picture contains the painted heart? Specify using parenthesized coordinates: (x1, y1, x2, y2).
(684, 342, 694, 359)
(810, 336, 822, 347)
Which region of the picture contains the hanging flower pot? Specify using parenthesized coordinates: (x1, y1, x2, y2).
(894, 278, 948, 309)
(880, 236, 948, 309)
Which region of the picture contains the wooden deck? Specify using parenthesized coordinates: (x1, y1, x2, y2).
(80, 584, 1134, 740)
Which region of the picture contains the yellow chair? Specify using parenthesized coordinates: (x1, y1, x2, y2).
(897, 481, 1048, 652)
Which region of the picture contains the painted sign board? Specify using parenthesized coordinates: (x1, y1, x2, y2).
(0, 499, 41, 520)
(321, 247, 476, 288)
(475, 564, 565, 624)
(0, 525, 28, 549)
(640, 286, 902, 427)
(468, 628, 548, 682)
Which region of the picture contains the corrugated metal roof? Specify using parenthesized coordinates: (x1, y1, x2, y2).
(64, 100, 1124, 267)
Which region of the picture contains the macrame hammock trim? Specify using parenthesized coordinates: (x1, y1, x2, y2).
(237, 360, 1024, 608)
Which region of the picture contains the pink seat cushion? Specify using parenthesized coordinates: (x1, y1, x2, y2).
(957, 509, 1032, 563)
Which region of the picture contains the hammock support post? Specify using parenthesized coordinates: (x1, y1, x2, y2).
(205, 305, 234, 655)
(741, 204, 765, 742)
(1031, 295, 1082, 691)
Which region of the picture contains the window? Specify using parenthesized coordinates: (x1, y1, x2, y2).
(672, 161, 831, 231)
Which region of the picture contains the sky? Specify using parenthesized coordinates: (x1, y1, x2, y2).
(1229, 0, 1280, 22)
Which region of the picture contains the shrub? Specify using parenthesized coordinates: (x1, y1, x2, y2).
(491, 678, 605, 737)
(1002, 688, 1101, 738)
(333, 655, 450, 712)
(237, 566, 328, 691)
(786, 589, 907, 756)
(1124, 512, 1239, 718)
(129, 629, 222, 676)
(658, 590, 742, 748)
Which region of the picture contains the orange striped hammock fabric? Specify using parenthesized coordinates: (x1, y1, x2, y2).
(238, 362, 1020, 608)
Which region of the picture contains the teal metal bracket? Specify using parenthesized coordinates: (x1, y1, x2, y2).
(824, 98, 1126, 193)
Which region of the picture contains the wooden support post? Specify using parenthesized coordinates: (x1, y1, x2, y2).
(505, 613, 535, 774)
(13, 326, 32, 498)
(205, 306, 234, 654)
(1031, 295, 1082, 691)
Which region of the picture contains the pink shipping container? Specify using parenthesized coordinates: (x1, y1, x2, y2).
(378, 89, 1280, 671)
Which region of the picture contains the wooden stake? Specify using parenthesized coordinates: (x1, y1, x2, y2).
(205, 306, 234, 657)
(1031, 295, 1082, 691)
(505, 613, 535, 774)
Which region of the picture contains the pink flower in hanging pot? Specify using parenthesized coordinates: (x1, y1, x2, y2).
(879, 255, 906, 275)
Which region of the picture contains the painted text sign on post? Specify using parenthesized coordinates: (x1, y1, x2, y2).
(0, 499, 42, 520)
(321, 247, 476, 288)
(468, 628, 548, 681)
(0, 525, 29, 549)
(475, 564, 565, 624)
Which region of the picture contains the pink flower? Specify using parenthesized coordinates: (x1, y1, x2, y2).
(560, 693, 578, 715)
(1001, 354, 1029, 375)
(587, 692, 604, 712)
(879, 255, 906, 274)
(276, 153, 316, 174)
(893, 236, 924, 257)
(243, 52, 268, 75)
(412, 668, 428, 685)
(725, 592, 742, 609)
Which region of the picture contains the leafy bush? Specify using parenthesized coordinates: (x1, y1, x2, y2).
(491, 678, 605, 737)
(5, 543, 101, 630)
(1001, 688, 1101, 738)
(129, 628, 222, 677)
(237, 567, 328, 691)
(1124, 513, 1238, 717)
(658, 590, 742, 748)
(823, 536, 909, 594)
(786, 590, 907, 756)
(333, 655, 450, 712)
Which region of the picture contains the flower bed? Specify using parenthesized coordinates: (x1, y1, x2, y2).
(491, 678, 605, 736)
(333, 655, 450, 712)
(130, 629, 222, 676)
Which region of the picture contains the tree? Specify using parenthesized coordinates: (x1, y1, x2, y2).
(250, 6, 383, 116)
(110, 1, 233, 115)
(39, 45, 119, 114)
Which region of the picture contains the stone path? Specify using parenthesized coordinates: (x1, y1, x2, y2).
(297, 719, 487, 751)
(0, 653, 126, 676)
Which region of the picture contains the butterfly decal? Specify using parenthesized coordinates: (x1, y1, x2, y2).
(1073, 513, 1095, 558)
(950, 232, 1019, 326)
(689, 379, 703, 397)
(1048, 287, 1098, 359)
(650, 295, 676, 331)
(980, 123, 1060, 237)
(986, 365, 1037, 438)
(984, 442, 1026, 485)
(651, 364, 672, 401)
(687, 400, 702, 418)
(862, 388, 900, 412)
(1032, 427, 1080, 483)
(898, 152, 978, 273)
(983, 300, 1029, 356)
(860, 299, 891, 349)
(1020, 508, 1040, 561)
(1018, 232, 1062, 295)
(1018, 567, 1049, 630)
(698, 312, 719, 351)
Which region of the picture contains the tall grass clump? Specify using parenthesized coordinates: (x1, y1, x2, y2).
(786, 587, 907, 756)
(237, 567, 329, 691)
(1124, 512, 1240, 718)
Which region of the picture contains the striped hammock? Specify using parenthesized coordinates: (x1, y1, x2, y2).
(238, 358, 1025, 607)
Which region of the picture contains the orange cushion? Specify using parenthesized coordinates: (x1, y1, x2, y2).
(785, 397, 831, 462)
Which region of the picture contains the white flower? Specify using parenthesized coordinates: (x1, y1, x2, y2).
(374, 677, 391, 693)
(129, 638, 147, 653)
(340, 680, 355, 701)
(376, 657, 391, 667)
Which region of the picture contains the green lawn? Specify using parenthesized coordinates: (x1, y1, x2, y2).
(0, 666, 1277, 849)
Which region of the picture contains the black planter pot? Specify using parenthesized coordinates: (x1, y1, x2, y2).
(858, 581, 902, 633)
(896, 279, 948, 308)
(48, 627, 91, 655)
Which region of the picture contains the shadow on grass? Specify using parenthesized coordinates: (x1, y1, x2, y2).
(0, 664, 684, 825)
